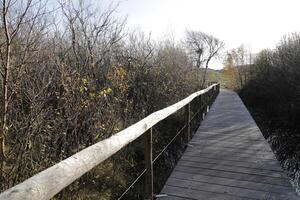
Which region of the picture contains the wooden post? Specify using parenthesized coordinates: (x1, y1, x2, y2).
(209, 90, 210, 102)
(209, 89, 212, 105)
(206, 92, 209, 113)
(185, 103, 191, 144)
(144, 128, 153, 200)
(199, 95, 203, 120)
(214, 86, 216, 98)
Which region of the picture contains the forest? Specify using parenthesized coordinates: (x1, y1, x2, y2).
(0, 0, 223, 199)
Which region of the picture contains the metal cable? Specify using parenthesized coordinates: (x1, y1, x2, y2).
(118, 169, 147, 200)
(118, 123, 187, 199)
(153, 124, 187, 163)
(117, 98, 215, 198)
(190, 108, 202, 122)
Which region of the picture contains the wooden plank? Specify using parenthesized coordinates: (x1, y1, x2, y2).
(179, 160, 284, 174)
(174, 166, 289, 185)
(165, 178, 296, 199)
(191, 138, 266, 144)
(183, 150, 277, 160)
(180, 156, 283, 171)
(182, 154, 278, 165)
(170, 172, 294, 194)
(189, 140, 268, 148)
(185, 146, 273, 155)
(177, 161, 285, 178)
(162, 185, 253, 200)
(190, 143, 271, 152)
(158, 195, 195, 200)
(181, 153, 279, 164)
(161, 90, 298, 199)
(188, 143, 271, 151)
(172, 168, 291, 187)
(185, 147, 273, 156)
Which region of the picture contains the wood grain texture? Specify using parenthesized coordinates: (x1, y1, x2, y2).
(160, 90, 299, 200)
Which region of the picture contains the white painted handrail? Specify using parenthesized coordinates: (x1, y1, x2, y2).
(0, 83, 219, 200)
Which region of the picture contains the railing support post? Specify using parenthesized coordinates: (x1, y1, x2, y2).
(144, 128, 153, 200)
(185, 103, 191, 144)
(199, 95, 203, 120)
(204, 92, 208, 114)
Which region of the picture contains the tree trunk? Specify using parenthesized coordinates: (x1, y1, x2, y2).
(196, 53, 201, 88)
(1, 0, 11, 183)
(0, 60, 9, 182)
(201, 58, 211, 88)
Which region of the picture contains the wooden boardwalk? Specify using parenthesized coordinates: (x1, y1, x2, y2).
(161, 90, 298, 200)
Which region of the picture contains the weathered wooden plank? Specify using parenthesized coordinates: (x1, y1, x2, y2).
(157, 195, 195, 200)
(192, 136, 265, 142)
(172, 168, 291, 187)
(190, 143, 271, 151)
(177, 161, 285, 178)
(182, 154, 279, 165)
(191, 136, 266, 143)
(185, 146, 273, 155)
(189, 140, 268, 148)
(183, 150, 277, 160)
(188, 143, 271, 151)
(176, 165, 287, 183)
(180, 156, 283, 171)
(166, 178, 295, 199)
(162, 185, 254, 200)
(161, 90, 298, 199)
(178, 160, 284, 175)
(170, 172, 294, 194)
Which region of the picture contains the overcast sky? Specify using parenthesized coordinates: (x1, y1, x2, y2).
(105, 0, 300, 69)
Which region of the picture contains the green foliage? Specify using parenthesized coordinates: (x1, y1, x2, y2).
(205, 69, 221, 83)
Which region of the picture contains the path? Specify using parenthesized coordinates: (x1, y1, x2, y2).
(160, 90, 298, 200)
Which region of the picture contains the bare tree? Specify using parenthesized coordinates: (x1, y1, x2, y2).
(0, 0, 49, 186)
(59, 0, 125, 71)
(185, 30, 224, 88)
(0, 0, 32, 179)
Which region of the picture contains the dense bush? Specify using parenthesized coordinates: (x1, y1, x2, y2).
(238, 33, 300, 193)
(240, 34, 300, 128)
(0, 1, 220, 199)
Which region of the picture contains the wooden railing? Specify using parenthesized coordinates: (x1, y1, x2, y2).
(0, 83, 220, 200)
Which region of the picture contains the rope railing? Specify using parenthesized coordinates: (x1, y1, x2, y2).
(0, 83, 220, 200)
